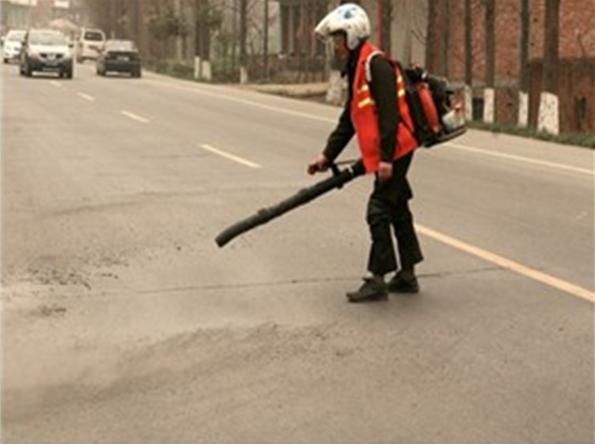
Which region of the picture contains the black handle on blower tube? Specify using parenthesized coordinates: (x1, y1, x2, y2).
(215, 160, 366, 248)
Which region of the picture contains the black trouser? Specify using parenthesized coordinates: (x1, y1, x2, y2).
(366, 153, 423, 275)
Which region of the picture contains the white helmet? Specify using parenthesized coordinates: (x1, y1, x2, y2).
(314, 3, 371, 51)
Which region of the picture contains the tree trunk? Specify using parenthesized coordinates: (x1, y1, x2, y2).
(109, 0, 117, 38)
(464, 0, 472, 86)
(518, 0, 530, 127)
(483, 0, 495, 123)
(519, 0, 530, 92)
(263, 0, 269, 79)
(543, 0, 559, 93)
(380, 0, 393, 55)
(425, 0, 437, 72)
(440, 0, 450, 77)
(239, 0, 248, 83)
(464, 0, 473, 120)
(174, 0, 183, 60)
(297, 0, 305, 83)
(132, 0, 141, 50)
(402, 0, 412, 64)
(539, 0, 560, 134)
(485, 0, 495, 88)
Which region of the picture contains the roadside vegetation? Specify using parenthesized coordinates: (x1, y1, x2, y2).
(142, 61, 595, 150)
(469, 122, 595, 149)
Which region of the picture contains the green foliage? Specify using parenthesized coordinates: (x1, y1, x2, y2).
(210, 58, 239, 83)
(196, 6, 224, 31)
(469, 121, 595, 149)
(146, 6, 189, 40)
(145, 59, 195, 80)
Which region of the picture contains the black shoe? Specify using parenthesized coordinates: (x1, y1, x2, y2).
(346, 278, 388, 303)
(387, 270, 419, 293)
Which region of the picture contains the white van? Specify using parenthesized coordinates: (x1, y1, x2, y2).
(76, 28, 105, 62)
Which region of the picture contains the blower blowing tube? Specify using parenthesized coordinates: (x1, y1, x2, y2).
(215, 160, 366, 248)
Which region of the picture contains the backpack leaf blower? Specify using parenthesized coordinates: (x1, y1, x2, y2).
(400, 64, 467, 147)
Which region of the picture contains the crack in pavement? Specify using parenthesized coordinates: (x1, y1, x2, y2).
(131, 266, 506, 295)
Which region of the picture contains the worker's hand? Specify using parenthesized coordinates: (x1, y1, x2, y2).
(307, 154, 329, 175)
(377, 161, 393, 182)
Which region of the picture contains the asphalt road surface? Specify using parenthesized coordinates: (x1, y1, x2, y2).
(2, 62, 594, 443)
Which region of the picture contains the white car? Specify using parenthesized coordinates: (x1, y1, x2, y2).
(3, 29, 26, 63)
(76, 28, 105, 62)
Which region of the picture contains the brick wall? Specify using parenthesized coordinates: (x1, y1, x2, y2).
(427, 0, 594, 132)
(429, 0, 595, 84)
(529, 58, 595, 133)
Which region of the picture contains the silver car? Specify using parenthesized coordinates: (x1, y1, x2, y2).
(3, 29, 26, 63)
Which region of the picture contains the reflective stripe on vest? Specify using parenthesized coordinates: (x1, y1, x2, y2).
(350, 42, 418, 173)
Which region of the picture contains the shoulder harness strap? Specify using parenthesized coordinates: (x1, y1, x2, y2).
(364, 50, 384, 83)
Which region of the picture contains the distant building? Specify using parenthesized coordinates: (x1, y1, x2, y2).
(1, 0, 86, 32)
(1, 0, 37, 31)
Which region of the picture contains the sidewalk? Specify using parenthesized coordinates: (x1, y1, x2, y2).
(238, 82, 330, 99)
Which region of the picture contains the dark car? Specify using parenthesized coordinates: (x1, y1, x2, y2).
(96, 40, 141, 78)
(19, 29, 74, 78)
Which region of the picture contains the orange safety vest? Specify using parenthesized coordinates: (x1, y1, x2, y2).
(351, 42, 418, 173)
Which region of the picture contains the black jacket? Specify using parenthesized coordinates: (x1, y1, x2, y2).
(323, 44, 400, 164)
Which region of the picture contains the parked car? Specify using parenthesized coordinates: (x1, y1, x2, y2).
(96, 40, 141, 78)
(3, 29, 26, 63)
(76, 28, 105, 62)
(19, 29, 74, 78)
